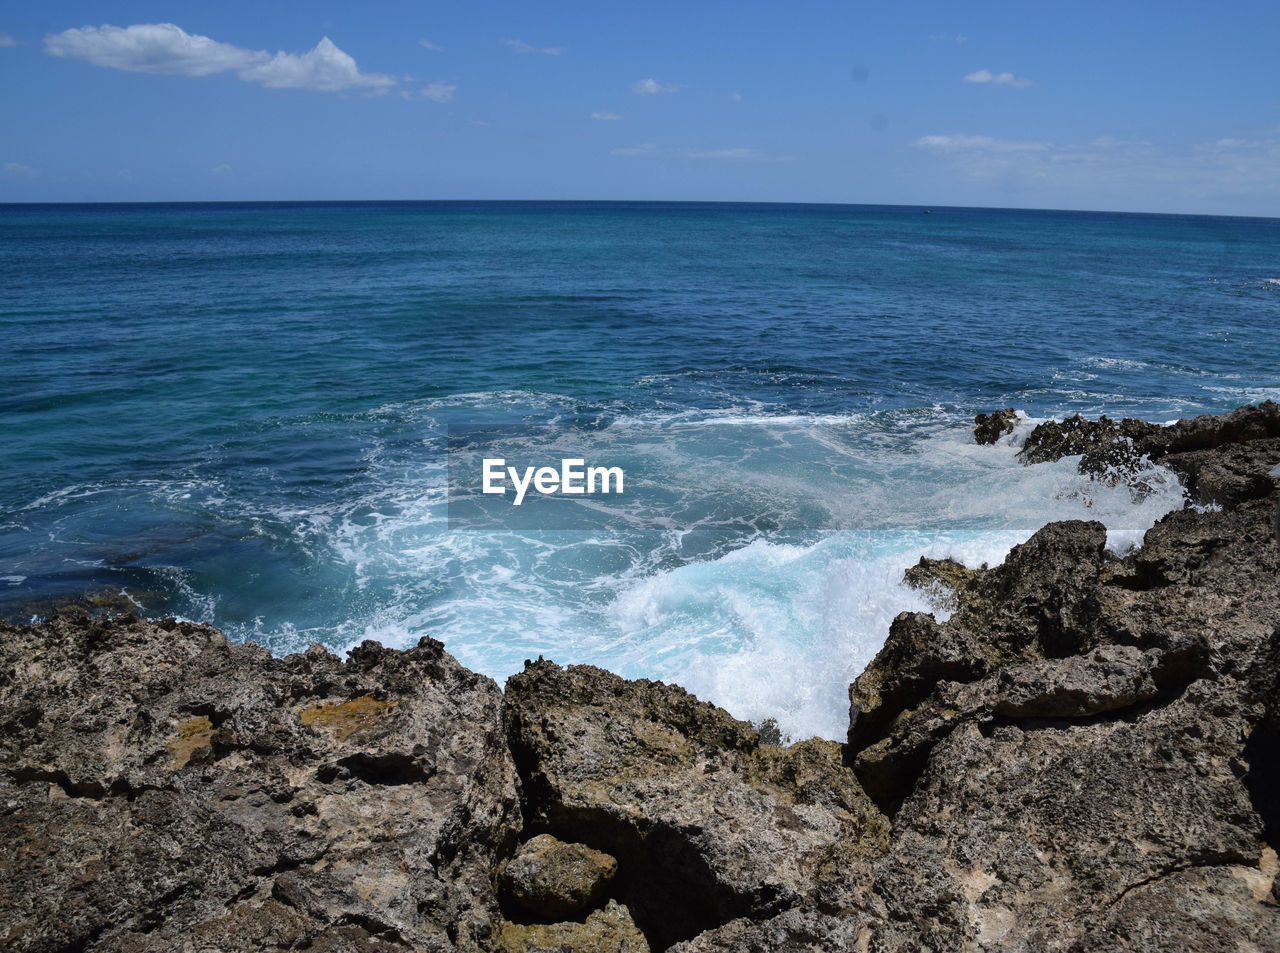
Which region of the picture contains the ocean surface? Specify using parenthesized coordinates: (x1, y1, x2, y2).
(3, 201, 1278, 739)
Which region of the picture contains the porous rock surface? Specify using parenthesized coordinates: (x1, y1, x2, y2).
(3, 402, 1280, 952)
(497, 833, 617, 919)
(503, 661, 890, 949)
(0, 622, 522, 952)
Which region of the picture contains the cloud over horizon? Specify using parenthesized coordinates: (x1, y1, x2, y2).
(914, 130, 1280, 206)
(43, 23, 396, 93)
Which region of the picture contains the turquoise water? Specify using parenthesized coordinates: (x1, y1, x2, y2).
(2, 201, 1278, 737)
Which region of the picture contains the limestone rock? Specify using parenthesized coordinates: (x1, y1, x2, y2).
(499, 834, 617, 920)
(503, 662, 889, 949)
(0, 616, 521, 952)
(496, 900, 649, 953)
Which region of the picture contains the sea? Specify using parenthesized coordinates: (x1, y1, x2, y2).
(2, 201, 1278, 740)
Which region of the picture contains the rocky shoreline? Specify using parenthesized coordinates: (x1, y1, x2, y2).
(3, 404, 1279, 952)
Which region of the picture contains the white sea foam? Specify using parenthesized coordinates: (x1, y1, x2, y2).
(15, 398, 1188, 744)
(250, 406, 1189, 743)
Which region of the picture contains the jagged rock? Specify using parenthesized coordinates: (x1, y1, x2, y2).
(851, 521, 1113, 761)
(666, 908, 881, 952)
(902, 555, 982, 611)
(1020, 401, 1280, 504)
(1143, 399, 1280, 458)
(503, 662, 889, 949)
(0, 616, 521, 952)
(1018, 414, 1162, 466)
(1160, 436, 1280, 507)
(496, 900, 649, 953)
(848, 610, 990, 755)
(843, 405, 1280, 949)
(499, 834, 617, 920)
(973, 408, 1018, 445)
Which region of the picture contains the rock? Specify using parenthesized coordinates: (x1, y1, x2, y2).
(1018, 414, 1161, 466)
(847, 610, 990, 755)
(1142, 399, 1280, 458)
(499, 834, 617, 920)
(842, 406, 1280, 948)
(0, 615, 521, 952)
(496, 899, 649, 953)
(973, 408, 1018, 445)
(1160, 436, 1280, 508)
(503, 661, 889, 950)
(667, 908, 879, 952)
(1020, 401, 1280, 509)
(901, 555, 982, 611)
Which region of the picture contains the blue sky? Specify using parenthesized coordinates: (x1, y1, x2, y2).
(2, 2, 1278, 213)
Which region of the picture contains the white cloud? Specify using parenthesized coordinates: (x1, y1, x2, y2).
(930, 33, 968, 44)
(915, 134, 1048, 153)
(913, 129, 1280, 211)
(632, 78, 681, 95)
(504, 39, 564, 56)
(44, 23, 395, 93)
(2, 161, 37, 176)
(402, 82, 456, 102)
(240, 37, 395, 92)
(730, 91, 742, 102)
(0, 32, 17, 48)
(420, 82, 455, 102)
(418, 39, 443, 52)
(591, 111, 621, 120)
(45, 23, 261, 75)
(212, 163, 232, 175)
(468, 119, 492, 127)
(964, 68, 1033, 88)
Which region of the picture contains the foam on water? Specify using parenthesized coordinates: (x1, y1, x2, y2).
(214, 405, 1186, 742)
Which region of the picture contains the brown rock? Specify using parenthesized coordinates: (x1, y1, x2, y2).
(503, 661, 888, 949)
(0, 616, 521, 952)
(499, 834, 617, 919)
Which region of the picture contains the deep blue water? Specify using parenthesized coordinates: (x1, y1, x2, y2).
(2, 201, 1278, 737)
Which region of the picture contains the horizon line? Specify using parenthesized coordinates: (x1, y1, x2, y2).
(1, 198, 1277, 222)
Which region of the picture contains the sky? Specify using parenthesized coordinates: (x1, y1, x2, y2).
(2, 1, 1278, 214)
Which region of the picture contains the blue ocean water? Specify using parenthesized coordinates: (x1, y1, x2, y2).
(2, 201, 1278, 738)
